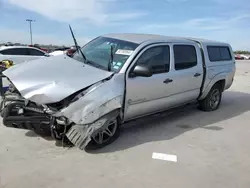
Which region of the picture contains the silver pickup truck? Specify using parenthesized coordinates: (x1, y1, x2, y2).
(0, 33, 235, 150)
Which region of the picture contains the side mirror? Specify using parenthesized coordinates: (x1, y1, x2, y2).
(44, 53, 50, 57)
(132, 64, 152, 77)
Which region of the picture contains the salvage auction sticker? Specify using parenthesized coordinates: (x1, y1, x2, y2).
(116, 49, 134, 56)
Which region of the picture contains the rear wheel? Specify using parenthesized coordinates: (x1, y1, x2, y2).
(85, 117, 120, 151)
(198, 84, 222, 111)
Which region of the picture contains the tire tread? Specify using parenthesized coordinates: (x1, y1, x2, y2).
(198, 83, 222, 111)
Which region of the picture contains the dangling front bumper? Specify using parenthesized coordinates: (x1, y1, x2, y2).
(0, 93, 52, 134)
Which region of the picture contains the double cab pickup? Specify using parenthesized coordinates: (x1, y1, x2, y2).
(0, 33, 235, 150)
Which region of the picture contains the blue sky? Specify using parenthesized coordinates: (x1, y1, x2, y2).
(0, 0, 249, 50)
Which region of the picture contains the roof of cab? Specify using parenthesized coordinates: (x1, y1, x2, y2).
(102, 33, 229, 46)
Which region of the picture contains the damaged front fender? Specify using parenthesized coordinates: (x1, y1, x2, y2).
(56, 74, 125, 125)
(66, 109, 120, 150)
(55, 74, 125, 150)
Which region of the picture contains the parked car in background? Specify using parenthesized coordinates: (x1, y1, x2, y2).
(235, 54, 244, 60)
(39, 48, 49, 53)
(30, 44, 49, 53)
(0, 46, 50, 64)
(49, 47, 70, 56)
(4, 42, 14, 46)
(49, 50, 65, 56)
(49, 47, 77, 57)
(240, 54, 250, 60)
(66, 47, 77, 57)
(0, 34, 236, 151)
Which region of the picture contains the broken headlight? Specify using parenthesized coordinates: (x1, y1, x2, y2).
(6, 79, 19, 94)
(56, 116, 69, 125)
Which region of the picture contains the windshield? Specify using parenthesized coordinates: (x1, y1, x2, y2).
(72, 37, 139, 72)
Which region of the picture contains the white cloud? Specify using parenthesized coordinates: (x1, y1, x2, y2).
(0, 28, 92, 46)
(142, 14, 250, 31)
(137, 14, 250, 50)
(5, 0, 145, 25)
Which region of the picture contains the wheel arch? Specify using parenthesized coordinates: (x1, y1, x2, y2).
(215, 79, 226, 91)
(199, 73, 227, 100)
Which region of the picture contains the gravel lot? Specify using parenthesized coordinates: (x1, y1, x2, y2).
(1, 60, 250, 188)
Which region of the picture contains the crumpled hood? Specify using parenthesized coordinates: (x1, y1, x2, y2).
(3, 55, 113, 104)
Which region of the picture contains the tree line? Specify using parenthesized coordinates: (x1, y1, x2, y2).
(234, 51, 250, 54)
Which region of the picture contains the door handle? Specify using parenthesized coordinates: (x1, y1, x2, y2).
(163, 78, 173, 84)
(194, 73, 201, 77)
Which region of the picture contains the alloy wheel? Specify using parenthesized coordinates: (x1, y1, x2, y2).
(209, 89, 220, 109)
(92, 119, 118, 145)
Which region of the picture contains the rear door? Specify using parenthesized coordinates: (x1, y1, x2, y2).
(169, 43, 203, 106)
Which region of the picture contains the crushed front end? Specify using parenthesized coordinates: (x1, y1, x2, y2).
(0, 88, 73, 145)
(1, 92, 51, 134)
(0, 73, 124, 150)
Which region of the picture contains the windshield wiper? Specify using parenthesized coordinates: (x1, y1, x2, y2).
(69, 25, 87, 63)
(108, 45, 115, 71)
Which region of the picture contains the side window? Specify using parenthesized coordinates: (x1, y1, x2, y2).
(0, 49, 18, 55)
(219, 47, 231, 61)
(207, 46, 220, 61)
(0, 48, 28, 55)
(17, 48, 29, 55)
(28, 48, 45, 56)
(207, 46, 232, 62)
(0, 49, 12, 55)
(136, 46, 170, 74)
(173, 45, 197, 70)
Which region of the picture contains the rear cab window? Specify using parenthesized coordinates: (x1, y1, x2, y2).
(207, 46, 232, 62)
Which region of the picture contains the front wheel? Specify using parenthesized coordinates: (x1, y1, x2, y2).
(198, 84, 222, 111)
(85, 117, 121, 151)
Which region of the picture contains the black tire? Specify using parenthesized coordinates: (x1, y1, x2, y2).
(85, 117, 121, 151)
(198, 83, 222, 111)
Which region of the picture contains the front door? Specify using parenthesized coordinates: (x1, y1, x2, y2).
(124, 44, 174, 121)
